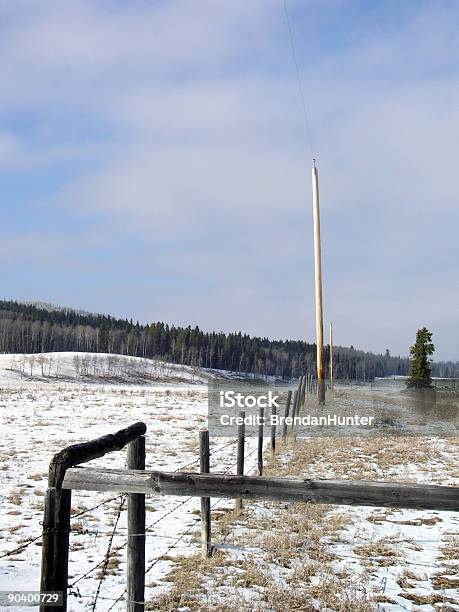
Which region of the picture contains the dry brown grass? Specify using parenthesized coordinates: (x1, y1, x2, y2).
(403, 592, 457, 605)
(144, 387, 458, 611)
(396, 569, 423, 588)
(146, 551, 233, 610)
(94, 551, 122, 578)
(354, 539, 400, 561)
(439, 536, 459, 561)
(431, 575, 459, 590)
(7, 487, 26, 505)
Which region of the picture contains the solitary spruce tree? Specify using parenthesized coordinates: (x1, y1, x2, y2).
(406, 327, 435, 389)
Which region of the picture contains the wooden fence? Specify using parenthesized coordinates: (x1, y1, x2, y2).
(39, 374, 459, 611)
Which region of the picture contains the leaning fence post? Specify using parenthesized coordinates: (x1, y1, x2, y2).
(235, 410, 245, 512)
(258, 406, 264, 476)
(199, 429, 211, 558)
(282, 391, 292, 440)
(270, 405, 276, 455)
(127, 436, 146, 612)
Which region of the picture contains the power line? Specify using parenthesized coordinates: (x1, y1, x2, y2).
(282, 0, 314, 159)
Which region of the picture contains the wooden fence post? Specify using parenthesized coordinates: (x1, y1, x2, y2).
(235, 411, 245, 512)
(258, 406, 264, 476)
(40, 489, 57, 611)
(291, 390, 299, 432)
(282, 391, 292, 440)
(127, 436, 146, 612)
(40, 470, 71, 611)
(296, 381, 302, 416)
(270, 405, 276, 455)
(199, 430, 211, 558)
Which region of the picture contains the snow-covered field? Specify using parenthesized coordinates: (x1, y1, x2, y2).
(0, 353, 259, 611)
(0, 353, 457, 611)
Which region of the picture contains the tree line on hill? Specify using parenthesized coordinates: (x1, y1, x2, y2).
(1, 299, 456, 381)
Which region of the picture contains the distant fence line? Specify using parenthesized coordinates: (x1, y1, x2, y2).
(371, 377, 459, 390)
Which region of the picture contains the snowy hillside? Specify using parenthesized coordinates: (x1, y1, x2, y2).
(0, 352, 222, 387)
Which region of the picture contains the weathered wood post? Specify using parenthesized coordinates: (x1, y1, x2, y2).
(297, 379, 303, 415)
(40, 489, 59, 610)
(127, 436, 146, 612)
(292, 390, 299, 423)
(235, 410, 245, 512)
(312, 159, 325, 405)
(258, 406, 264, 476)
(270, 404, 276, 455)
(282, 391, 292, 440)
(199, 429, 211, 558)
(40, 466, 71, 611)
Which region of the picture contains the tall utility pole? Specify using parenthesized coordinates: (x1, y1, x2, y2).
(329, 321, 334, 391)
(312, 159, 325, 404)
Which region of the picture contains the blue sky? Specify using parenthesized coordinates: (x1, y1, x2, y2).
(1, 0, 458, 360)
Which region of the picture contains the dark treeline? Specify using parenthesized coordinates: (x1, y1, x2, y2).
(0, 299, 434, 381)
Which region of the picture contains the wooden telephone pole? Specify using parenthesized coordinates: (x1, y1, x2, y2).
(312, 159, 325, 404)
(329, 321, 334, 391)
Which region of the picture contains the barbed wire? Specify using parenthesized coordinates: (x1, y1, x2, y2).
(172, 438, 237, 472)
(1, 492, 125, 560)
(71, 494, 125, 519)
(91, 494, 126, 611)
(0, 533, 43, 559)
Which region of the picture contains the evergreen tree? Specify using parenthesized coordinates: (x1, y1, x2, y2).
(97, 323, 109, 353)
(406, 327, 435, 388)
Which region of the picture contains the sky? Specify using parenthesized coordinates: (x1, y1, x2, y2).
(1, 0, 458, 361)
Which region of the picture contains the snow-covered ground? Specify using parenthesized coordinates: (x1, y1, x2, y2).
(0, 354, 457, 611)
(0, 353, 260, 610)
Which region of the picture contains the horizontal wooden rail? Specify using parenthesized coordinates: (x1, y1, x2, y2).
(63, 468, 459, 512)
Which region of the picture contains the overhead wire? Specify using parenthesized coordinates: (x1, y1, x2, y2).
(282, 0, 315, 159)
